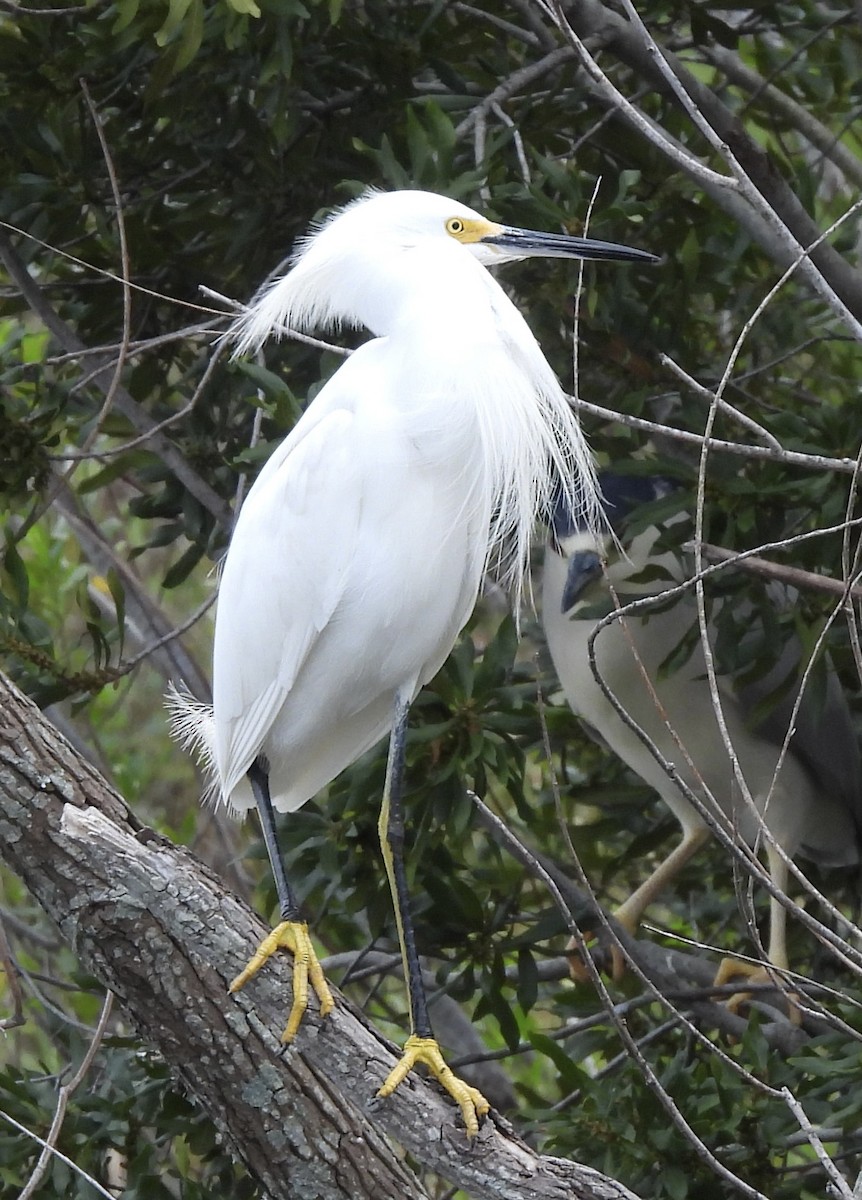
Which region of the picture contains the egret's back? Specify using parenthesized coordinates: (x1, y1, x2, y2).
(175, 189, 612, 819)
(212, 335, 491, 813)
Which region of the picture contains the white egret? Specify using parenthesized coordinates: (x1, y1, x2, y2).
(544, 473, 862, 991)
(173, 190, 656, 1135)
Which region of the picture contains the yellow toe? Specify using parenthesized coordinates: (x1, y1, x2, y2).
(378, 1034, 490, 1138)
(713, 957, 799, 1023)
(230, 920, 334, 1042)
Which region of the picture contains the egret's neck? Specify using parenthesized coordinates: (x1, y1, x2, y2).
(355, 242, 503, 338)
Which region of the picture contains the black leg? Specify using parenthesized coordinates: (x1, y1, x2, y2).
(378, 695, 433, 1040)
(232, 757, 335, 1041)
(375, 696, 490, 1134)
(248, 757, 300, 923)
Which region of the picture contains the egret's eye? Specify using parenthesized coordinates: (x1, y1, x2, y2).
(446, 217, 465, 237)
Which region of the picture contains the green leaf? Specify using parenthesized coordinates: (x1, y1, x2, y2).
(174, 0, 205, 71)
(224, 0, 261, 16)
(111, 0, 140, 34)
(154, 0, 195, 48)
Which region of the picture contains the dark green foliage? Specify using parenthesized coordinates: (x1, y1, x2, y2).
(2, 0, 862, 1196)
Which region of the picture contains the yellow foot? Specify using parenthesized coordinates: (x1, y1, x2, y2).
(378, 1034, 490, 1137)
(566, 932, 628, 984)
(713, 958, 800, 1024)
(229, 920, 335, 1043)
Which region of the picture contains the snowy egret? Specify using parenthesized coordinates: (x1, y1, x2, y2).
(544, 473, 862, 989)
(173, 191, 656, 1134)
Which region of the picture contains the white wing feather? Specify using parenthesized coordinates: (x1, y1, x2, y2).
(213, 406, 363, 803)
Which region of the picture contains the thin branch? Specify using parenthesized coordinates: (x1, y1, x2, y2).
(660, 355, 782, 451)
(538, 2, 735, 191)
(781, 1087, 855, 1200)
(79, 78, 132, 444)
(470, 791, 772, 1200)
(18, 80, 137, 539)
(200, 286, 350, 358)
(690, 541, 862, 601)
(573, 392, 861, 475)
(455, 46, 576, 138)
(612, 0, 862, 334)
(0, 230, 231, 526)
(583, 524, 862, 973)
(0, 1108, 117, 1200)
(0, 911, 26, 1030)
(18, 991, 115, 1200)
(0, 219, 224, 318)
(55, 338, 229, 463)
(543, 0, 862, 333)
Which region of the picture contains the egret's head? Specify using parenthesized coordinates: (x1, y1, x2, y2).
(230, 189, 657, 355)
(302, 188, 656, 264)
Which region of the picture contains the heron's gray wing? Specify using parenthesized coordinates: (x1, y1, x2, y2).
(736, 629, 862, 856)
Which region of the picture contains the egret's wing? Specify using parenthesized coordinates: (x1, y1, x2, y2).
(212, 407, 362, 799)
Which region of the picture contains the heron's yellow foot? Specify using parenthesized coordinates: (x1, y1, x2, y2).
(378, 1034, 490, 1137)
(566, 931, 628, 984)
(713, 957, 800, 1024)
(229, 920, 335, 1043)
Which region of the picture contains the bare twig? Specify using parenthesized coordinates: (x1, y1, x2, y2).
(470, 789, 772, 1200)
(55, 338, 229, 463)
(781, 1087, 855, 1200)
(0, 911, 25, 1030)
(573, 392, 861, 475)
(583, 526, 862, 973)
(455, 46, 575, 138)
(18, 991, 116, 1200)
(660, 355, 782, 451)
(0, 230, 231, 526)
(543, 0, 862, 333)
(0, 1107, 117, 1200)
(689, 540, 862, 601)
(0, 218, 224, 318)
(200, 286, 350, 357)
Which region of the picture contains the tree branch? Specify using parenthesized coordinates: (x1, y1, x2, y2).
(0, 672, 641, 1200)
(551, 0, 862, 328)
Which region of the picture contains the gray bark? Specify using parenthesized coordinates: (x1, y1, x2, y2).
(0, 672, 641, 1200)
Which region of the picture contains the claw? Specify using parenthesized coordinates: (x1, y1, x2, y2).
(378, 1034, 490, 1137)
(713, 957, 800, 1024)
(230, 920, 335, 1042)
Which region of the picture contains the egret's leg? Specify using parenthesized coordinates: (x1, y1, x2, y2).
(229, 758, 334, 1043)
(376, 696, 490, 1137)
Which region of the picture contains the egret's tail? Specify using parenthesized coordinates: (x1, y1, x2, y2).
(165, 684, 222, 807)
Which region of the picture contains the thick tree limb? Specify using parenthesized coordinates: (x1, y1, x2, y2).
(0, 673, 641, 1200)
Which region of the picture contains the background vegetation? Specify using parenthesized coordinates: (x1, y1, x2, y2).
(1, 0, 862, 1196)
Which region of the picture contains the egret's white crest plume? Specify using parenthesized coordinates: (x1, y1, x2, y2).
(173, 189, 656, 1136)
